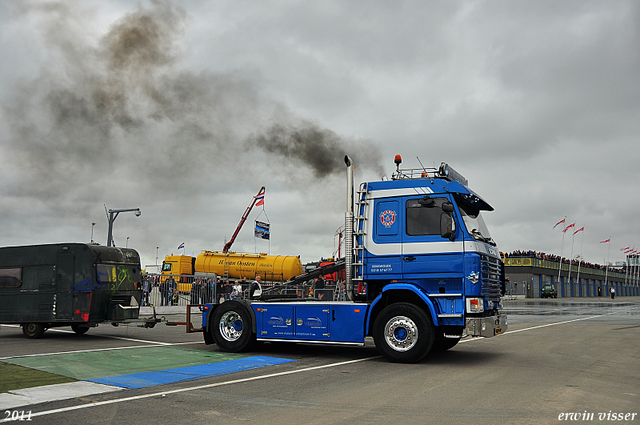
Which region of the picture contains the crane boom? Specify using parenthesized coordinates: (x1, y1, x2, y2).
(223, 186, 265, 253)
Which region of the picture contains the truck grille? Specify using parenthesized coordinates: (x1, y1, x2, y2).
(480, 255, 502, 303)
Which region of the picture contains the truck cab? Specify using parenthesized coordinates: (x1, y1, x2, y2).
(161, 255, 196, 293)
(355, 160, 505, 356)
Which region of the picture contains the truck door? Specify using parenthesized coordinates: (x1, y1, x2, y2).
(56, 251, 75, 320)
(401, 196, 464, 289)
(365, 199, 403, 278)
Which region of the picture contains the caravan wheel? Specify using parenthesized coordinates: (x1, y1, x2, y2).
(71, 324, 90, 335)
(22, 323, 46, 339)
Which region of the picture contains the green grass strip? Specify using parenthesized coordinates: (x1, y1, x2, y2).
(0, 362, 76, 393)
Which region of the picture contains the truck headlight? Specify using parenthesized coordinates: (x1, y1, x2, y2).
(466, 297, 484, 313)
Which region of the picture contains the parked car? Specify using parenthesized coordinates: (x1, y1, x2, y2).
(541, 284, 558, 298)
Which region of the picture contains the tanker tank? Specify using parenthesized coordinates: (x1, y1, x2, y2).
(195, 251, 302, 282)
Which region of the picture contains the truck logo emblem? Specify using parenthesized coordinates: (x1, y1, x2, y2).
(380, 210, 396, 227)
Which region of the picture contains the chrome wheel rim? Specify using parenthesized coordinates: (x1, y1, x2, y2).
(219, 311, 244, 342)
(384, 315, 418, 352)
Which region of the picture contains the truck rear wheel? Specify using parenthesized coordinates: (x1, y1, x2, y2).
(210, 301, 256, 352)
(22, 323, 45, 339)
(373, 303, 434, 363)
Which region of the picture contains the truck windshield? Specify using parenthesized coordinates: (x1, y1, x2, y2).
(456, 199, 495, 246)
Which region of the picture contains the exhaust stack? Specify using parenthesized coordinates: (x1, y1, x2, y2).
(344, 155, 354, 301)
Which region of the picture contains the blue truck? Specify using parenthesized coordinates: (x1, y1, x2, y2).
(202, 155, 507, 363)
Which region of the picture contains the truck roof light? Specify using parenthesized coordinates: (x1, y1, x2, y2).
(438, 162, 468, 186)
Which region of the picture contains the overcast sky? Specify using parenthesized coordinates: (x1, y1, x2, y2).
(1, 0, 639, 270)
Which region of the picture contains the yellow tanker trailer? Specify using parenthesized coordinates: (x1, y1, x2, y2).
(195, 251, 302, 282)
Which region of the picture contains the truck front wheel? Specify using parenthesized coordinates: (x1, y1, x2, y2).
(210, 301, 256, 352)
(373, 303, 434, 363)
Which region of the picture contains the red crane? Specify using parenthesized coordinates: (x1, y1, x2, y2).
(223, 186, 265, 253)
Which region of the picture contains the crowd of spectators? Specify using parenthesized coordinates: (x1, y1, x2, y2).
(504, 250, 628, 273)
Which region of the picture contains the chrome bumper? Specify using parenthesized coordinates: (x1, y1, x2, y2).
(465, 313, 507, 337)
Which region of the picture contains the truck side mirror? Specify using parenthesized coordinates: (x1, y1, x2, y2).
(440, 213, 455, 240)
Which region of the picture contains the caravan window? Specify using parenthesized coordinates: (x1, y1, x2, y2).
(0, 268, 22, 288)
(97, 264, 117, 284)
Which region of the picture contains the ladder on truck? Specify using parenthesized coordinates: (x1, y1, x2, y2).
(352, 182, 369, 287)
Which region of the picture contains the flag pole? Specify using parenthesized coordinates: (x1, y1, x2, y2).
(567, 229, 576, 294)
(576, 228, 585, 294)
(622, 247, 629, 287)
(603, 238, 611, 290)
(632, 250, 635, 293)
(556, 216, 567, 289)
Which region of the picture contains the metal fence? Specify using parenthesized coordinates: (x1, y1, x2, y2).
(141, 274, 348, 307)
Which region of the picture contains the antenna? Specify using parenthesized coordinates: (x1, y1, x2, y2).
(416, 156, 434, 182)
(416, 156, 427, 173)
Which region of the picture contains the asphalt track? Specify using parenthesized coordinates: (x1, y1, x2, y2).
(1, 297, 639, 424)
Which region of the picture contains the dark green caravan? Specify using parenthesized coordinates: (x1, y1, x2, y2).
(0, 243, 142, 338)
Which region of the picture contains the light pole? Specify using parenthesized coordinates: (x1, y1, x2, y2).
(91, 222, 96, 243)
(106, 208, 141, 247)
(126, 237, 130, 248)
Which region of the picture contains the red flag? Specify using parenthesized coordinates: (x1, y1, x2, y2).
(563, 223, 575, 233)
(621, 246, 630, 251)
(553, 218, 566, 229)
(600, 238, 610, 244)
(573, 226, 584, 235)
(255, 194, 264, 207)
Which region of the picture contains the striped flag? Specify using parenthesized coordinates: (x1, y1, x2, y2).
(255, 194, 265, 207)
(177, 242, 185, 249)
(553, 218, 566, 229)
(563, 223, 575, 233)
(573, 226, 584, 235)
(621, 246, 630, 251)
(600, 238, 610, 244)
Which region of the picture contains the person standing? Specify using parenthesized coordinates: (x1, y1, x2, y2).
(190, 278, 200, 305)
(610, 286, 616, 299)
(250, 275, 263, 299)
(170, 277, 178, 305)
(142, 276, 151, 306)
(313, 276, 325, 300)
(160, 278, 169, 306)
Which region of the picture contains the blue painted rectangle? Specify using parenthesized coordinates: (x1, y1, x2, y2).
(88, 356, 295, 389)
